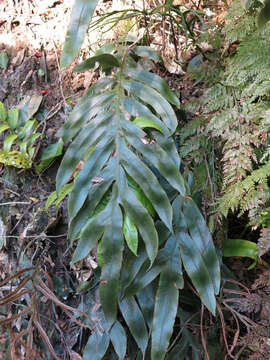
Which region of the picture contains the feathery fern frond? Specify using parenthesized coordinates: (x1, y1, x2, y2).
(223, 0, 257, 44)
(191, 1, 270, 224)
(258, 227, 270, 256)
(218, 163, 270, 219)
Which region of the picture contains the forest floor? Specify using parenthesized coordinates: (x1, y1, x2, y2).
(0, 0, 269, 359)
(0, 1, 100, 358)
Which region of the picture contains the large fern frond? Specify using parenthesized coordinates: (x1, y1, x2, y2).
(56, 43, 220, 357)
(55, 1, 221, 358)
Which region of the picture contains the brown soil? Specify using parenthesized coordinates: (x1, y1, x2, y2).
(0, 1, 98, 358)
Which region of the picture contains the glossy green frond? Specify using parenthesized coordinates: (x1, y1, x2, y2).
(56, 43, 220, 359)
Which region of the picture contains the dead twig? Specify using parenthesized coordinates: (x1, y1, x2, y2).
(0, 201, 31, 206)
(52, 40, 67, 115)
(200, 305, 210, 360)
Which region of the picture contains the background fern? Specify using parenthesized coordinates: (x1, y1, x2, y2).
(184, 0, 270, 227)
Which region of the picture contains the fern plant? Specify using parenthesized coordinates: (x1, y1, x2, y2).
(53, 0, 221, 359)
(185, 0, 270, 228)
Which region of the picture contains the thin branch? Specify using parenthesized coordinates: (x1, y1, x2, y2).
(0, 201, 31, 206)
(200, 305, 210, 360)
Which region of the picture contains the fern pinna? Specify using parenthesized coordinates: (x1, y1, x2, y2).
(55, 0, 221, 358)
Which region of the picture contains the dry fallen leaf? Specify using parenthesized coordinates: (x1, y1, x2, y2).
(70, 351, 82, 360)
(11, 49, 25, 68)
(163, 59, 185, 75)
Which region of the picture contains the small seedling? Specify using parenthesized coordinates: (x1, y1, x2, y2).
(38, 68, 45, 77)
(0, 101, 42, 168)
(36, 138, 63, 173)
(0, 51, 9, 69)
